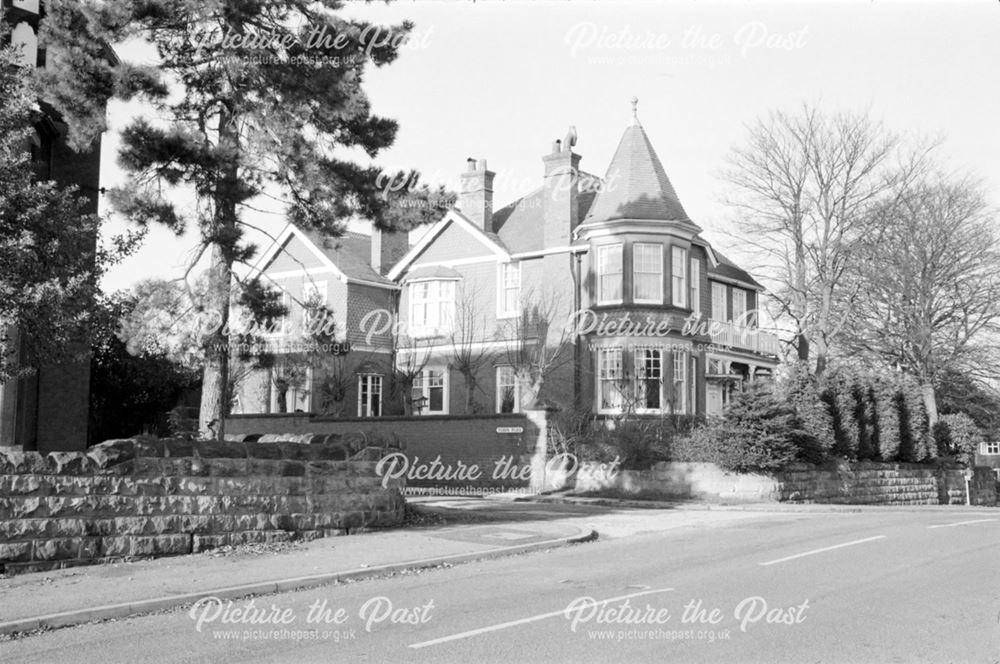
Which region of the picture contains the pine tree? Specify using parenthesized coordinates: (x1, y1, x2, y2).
(38, 1, 453, 438)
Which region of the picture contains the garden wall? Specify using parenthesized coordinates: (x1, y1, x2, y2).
(226, 413, 543, 493)
(0, 438, 405, 575)
(569, 461, 997, 506)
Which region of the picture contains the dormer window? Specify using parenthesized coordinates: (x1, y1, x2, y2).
(633, 243, 663, 304)
(597, 244, 623, 305)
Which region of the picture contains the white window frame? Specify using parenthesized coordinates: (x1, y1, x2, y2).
(981, 441, 1000, 455)
(711, 282, 727, 321)
(495, 366, 520, 413)
(597, 244, 624, 305)
(732, 288, 747, 325)
(412, 367, 448, 415)
(357, 374, 383, 417)
(633, 348, 664, 414)
(690, 258, 701, 315)
(409, 279, 456, 336)
(596, 347, 625, 414)
(671, 246, 688, 308)
(497, 262, 521, 319)
(267, 291, 292, 337)
(689, 355, 698, 415)
(673, 349, 688, 415)
(632, 243, 663, 304)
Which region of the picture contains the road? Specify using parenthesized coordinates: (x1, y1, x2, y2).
(2, 508, 998, 664)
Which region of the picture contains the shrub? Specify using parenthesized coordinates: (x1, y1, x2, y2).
(674, 383, 805, 473)
(780, 362, 834, 463)
(937, 412, 983, 465)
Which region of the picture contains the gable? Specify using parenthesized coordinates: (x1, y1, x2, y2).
(263, 234, 331, 274)
(409, 218, 498, 265)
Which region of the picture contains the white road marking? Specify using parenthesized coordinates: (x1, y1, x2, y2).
(759, 535, 887, 566)
(408, 587, 674, 649)
(927, 518, 997, 529)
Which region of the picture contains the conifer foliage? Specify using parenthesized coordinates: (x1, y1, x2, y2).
(38, 1, 453, 437)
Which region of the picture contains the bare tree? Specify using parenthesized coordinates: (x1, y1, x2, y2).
(721, 104, 935, 374)
(841, 177, 1000, 424)
(448, 283, 490, 414)
(389, 322, 432, 416)
(501, 288, 574, 409)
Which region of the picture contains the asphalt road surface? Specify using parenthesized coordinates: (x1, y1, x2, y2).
(2, 509, 998, 664)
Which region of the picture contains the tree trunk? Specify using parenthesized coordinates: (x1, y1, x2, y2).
(198, 244, 233, 439)
(921, 381, 939, 426)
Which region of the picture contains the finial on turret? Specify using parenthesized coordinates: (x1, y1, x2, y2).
(631, 96, 639, 125)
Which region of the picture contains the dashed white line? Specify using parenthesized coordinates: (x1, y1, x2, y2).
(759, 535, 887, 566)
(408, 587, 674, 649)
(927, 518, 997, 529)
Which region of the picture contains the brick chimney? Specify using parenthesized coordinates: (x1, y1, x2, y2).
(370, 228, 409, 275)
(458, 158, 495, 231)
(542, 127, 581, 248)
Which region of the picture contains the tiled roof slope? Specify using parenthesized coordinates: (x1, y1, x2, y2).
(300, 229, 395, 285)
(583, 123, 695, 227)
(708, 248, 763, 289)
(492, 189, 598, 254)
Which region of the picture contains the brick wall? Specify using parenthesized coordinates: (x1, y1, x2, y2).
(0, 438, 405, 574)
(227, 413, 541, 493)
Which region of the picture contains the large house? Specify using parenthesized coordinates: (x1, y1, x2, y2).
(0, 0, 108, 452)
(240, 104, 780, 419)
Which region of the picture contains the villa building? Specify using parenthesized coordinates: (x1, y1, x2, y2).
(240, 103, 780, 419)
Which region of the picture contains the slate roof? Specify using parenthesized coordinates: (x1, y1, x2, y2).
(708, 247, 763, 290)
(492, 185, 599, 254)
(582, 122, 697, 230)
(300, 229, 395, 285)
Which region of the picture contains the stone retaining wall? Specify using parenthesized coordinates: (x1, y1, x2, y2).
(0, 438, 405, 574)
(570, 461, 997, 506)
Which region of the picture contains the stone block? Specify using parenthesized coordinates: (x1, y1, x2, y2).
(86, 439, 137, 470)
(100, 537, 131, 556)
(195, 441, 248, 459)
(0, 540, 33, 563)
(33, 537, 82, 561)
(192, 533, 229, 552)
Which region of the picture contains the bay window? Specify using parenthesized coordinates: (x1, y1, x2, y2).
(597, 244, 623, 304)
(633, 243, 663, 304)
(597, 347, 624, 412)
(671, 246, 688, 307)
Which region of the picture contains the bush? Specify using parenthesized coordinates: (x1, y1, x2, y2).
(936, 412, 983, 465)
(674, 383, 805, 473)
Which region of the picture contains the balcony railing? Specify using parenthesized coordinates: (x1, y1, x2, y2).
(708, 321, 781, 356)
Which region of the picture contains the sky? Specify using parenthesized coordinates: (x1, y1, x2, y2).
(98, 0, 1000, 292)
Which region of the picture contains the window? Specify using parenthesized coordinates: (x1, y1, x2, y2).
(673, 349, 688, 414)
(671, 247, 688, 307)
(496, 366, 519, 413)
(732, 288, 747, 325)
(597, 244, 623, 304)
(634, 349, 663, 412)
(981, 442, 1000, 455)
(597, 348, 624, 412)
(633, 243, 663, 303)
(412, 368, 447, 414)
(358, 375, 383, 417)
(269, 291, 292, 336)
(498, 262, 521, 318)
(690, 258, 701, 315)
(711, 283, 727, 321)
(410, 280, 456, 334)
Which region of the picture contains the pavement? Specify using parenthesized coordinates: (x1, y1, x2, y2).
(2, 494, 995, 639)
